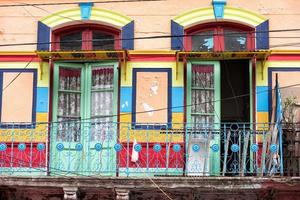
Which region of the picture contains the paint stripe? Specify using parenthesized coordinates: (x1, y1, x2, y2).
(36, 112, 48, 123)
(256, 61, 300, 86)
(120, 87, 132, 113)
(0, 62, 49, 87)
(174, 6, 266, 27)
(256, 86, 268, 112)
(257, 112, 269, 133)
(36, 87, 49, 113)
(121, 62, 184, 87)
(172, 87, 184, 112)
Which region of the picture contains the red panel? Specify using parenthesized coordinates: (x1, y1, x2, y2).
(118, 143, 184, 168)
(0, 143, 46, 168)
(0, 55, 39, 62)
(267, 54, 300, 61)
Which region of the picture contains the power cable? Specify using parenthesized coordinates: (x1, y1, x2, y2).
(2, 57, 34, 92)
(2, 28, 300, 48)
(0, 0, 165, 7)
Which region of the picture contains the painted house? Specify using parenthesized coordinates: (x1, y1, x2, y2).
(1, 0, 300, 199)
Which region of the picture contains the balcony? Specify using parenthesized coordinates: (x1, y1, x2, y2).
(0, 121, 299, 177)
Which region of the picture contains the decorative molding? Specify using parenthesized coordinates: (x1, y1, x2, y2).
(41, 8, 132, 29)
(173, 6, 267, 28)
(212, 0, 227, 19)
(79, 2, 94, 20)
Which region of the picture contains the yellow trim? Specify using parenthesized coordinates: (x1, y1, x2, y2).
(121, 62, 184, 87)
(256, 61, 300, 86)
(90, 8, 132, 28)
(41, 8, 81, 28)
(173, 6, 266, 28)
(127, 50, 177, 55)
(119, 113, 184, 143)
(0, 62, 49, 87)
(41, 7, 132, 29)
(36, 113, 48, 123)
(256, 112, 269, 142)
(0, 52, 37, 56)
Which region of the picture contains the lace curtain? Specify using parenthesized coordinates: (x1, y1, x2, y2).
(191, 65, 215, 126)
(57, 66, 114, 142)
(90, 67, 114, 141)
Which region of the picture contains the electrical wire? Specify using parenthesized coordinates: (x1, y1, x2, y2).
(2, 57, 34, 92)
(0, 0, 165, 7)
(2, 28, 300, 48)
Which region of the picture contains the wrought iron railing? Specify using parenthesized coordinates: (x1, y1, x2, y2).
(0, 122, 298, 177)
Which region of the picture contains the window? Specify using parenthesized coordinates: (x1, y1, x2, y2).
(0, 69, 37, 126)
(186, 23, 254, 51)
(53, 63, 118, 142)
(52, 24, 120, 51)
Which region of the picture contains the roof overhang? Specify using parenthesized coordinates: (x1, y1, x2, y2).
(36, 50, 126, 61)
(176, 50, 270, 60)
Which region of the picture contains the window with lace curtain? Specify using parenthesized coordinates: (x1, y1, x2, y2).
(53, 63, 118, 142)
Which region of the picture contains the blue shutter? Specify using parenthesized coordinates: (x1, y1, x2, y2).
(256, 20, 269, 49)
(122, 21, 134, 50)
(37, 21, 50, 51)
(171, 20, 184, 50)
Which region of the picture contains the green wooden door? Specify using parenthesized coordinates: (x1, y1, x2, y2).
(186, 61, 220, 175)
(51, 62, 118, 176)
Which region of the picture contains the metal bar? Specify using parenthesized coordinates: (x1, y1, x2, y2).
(241, 130, 250, 176)
(222, 129, 231, 176)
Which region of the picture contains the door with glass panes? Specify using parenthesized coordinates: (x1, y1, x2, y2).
(186, 61, 220, 175)
(51, 62, 118, 175)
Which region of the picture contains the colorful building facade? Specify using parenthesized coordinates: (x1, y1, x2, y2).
(1, 0, 300, 199)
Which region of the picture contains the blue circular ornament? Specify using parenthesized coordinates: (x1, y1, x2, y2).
(114, 143, 122, 152)
(0, 143, 7, 151)
(18, 143, 26, 151)
(173, 144, 181, 152)
(94, 143, 102, 151)
(211, 144, 219, 152)
(231, 144, 239, 152)
(251, 144, 259, 152)
(75, 143, 83, 151)
(270, 144, 277, 153)
(56, 143, 64, 151)
(37, 143, 45, 151)
(192, 144, 200, 152)
(153, 144, 162, 152)
(134, 144, 142, 152)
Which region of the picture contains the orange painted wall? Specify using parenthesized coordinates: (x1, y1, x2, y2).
(0, 0, 299, 51)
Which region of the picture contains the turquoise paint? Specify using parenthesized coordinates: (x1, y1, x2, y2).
(79, 2, 94, 20)
(36, 87, 48, 113)
(172, 87, 184, 113)
(120, 87, 132, 113)
(212, 0, 226, 19)
(257, 86, 269, 112)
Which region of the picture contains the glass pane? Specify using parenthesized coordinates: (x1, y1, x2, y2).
(224, 29, 248, 51)
(59, 68, 81, 91)
(57, 67, 81, 142)
(60, 32, 82, 51)
(90, 66, 114, 141)
(93, 32, 115, 50)
(191, 64, 215, 124)
(91, 67, 114, 90)
(56, 118, 81, 142)
(192, 31, 214, 51)
(90, 66, 114, 118)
